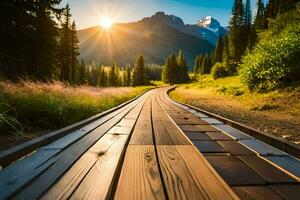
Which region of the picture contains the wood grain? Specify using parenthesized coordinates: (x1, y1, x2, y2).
(114, 145, 166, 200)
(129, 97, 153, 145)
(152, 97, 190, 145)
(157, 145, 239, 200)
(41, 134, 128, 200)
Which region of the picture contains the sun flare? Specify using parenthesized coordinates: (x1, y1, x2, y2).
(100, 17, 113, 29)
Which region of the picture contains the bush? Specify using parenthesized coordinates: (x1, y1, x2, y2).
(239, 22, 300, 91)
(211, 62, 229, 80)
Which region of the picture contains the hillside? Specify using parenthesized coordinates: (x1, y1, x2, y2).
(77, 13, 215, 66)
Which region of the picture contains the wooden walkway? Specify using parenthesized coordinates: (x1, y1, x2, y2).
(0, 87, 299, 200)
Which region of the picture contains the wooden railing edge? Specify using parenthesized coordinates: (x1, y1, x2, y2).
(167, 87, 300, 159)
(0, 88, 155, 167)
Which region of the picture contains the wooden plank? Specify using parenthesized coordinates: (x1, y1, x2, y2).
(239, 140, 287, 156)
(129, 98, 153, 145)
(206, 132, 234, 141)
(202, 118, 223, 125)
(264, 155, 300, 178)
(152, 98, 190, 145)
(270, 185, 300, 200)
(232, 186, 284, 200)
(9, 106, 136, 200)
(194, 141, 227, 153)
(194, 112, 209, 118)
(172, 118, 209, 125)
(0, 149, 59, 200)
(179, 125, 220, 132)
(218, 141, 255, 155)
(157, 146, 239, 200)
(205, 155, 266, 186)
(41, 134, 128, 200)
(114, 145, 166, 200)
(185, 132, 212, 141)
(68, 135, 128, 200)
(117, 119, 136, 127)
(238, 155, 297, 184)
(107, 126, 133, 135)
(214, 125, 254, 140)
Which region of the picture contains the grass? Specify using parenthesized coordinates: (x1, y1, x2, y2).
(170, 75, 300, 144)
(0, 80, 152, 136)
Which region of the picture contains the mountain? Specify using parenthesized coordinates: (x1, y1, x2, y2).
(77, 12, 215, 66)
(140, 12, 227, 45)
(197, 16, 227, 38)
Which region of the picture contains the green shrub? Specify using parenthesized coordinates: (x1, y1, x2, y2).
(211, 62, 229, 80)
(239, 22, 300, 91)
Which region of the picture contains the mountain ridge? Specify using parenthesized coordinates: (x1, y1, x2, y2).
(77, 12, 224, 66)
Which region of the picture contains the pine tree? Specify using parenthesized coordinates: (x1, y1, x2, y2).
(254, 0, 267, 30)
(214, 35, 224, 64)
(59, 4, 72, 81)
(222, 35, 230, 68)
(0, 0, 64, 80)
(245, 0, 252, 25)
(177, 50, 190, 83)
(162, 53, 177, 84)
(248, 25, 258, 51)
(70, 20, 80, 83)
(229, 0, 251, 64)
(108, 63, 119, 87)
(125, 65, 131, 86)
(77, 59, 86, 84)
(132, 55, 146, 86)
(194, 55, 203, 74)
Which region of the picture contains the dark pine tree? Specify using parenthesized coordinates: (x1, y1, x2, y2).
(194, 55, 203, 74)
(254, 0, 267, 30)
(245, 0, 252, 25)
(125, 65, 131, 86)
(214, 35, 224, 64)
(229, 0, 245, 63)
(132, 55, 146, 86)
(108, 63, 119, 87)
(162, 53, 177, 84)
(70, 20, 80, 83)
(77, 59, 86, 84)
(59, 4, 72, 81)
(177, 50, 190, 83)
(222, 35, 230, 68)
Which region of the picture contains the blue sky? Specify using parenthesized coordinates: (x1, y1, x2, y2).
(62, 0, 257, 29)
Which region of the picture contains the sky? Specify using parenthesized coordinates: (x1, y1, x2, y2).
(62, 0, 257, 30)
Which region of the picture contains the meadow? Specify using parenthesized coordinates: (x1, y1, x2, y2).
(170, 75, 300, 145)
(0, 81, 151, 149)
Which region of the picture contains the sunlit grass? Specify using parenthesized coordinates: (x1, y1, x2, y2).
(0, 80, 152, 135)
(172, 75, 287, 110)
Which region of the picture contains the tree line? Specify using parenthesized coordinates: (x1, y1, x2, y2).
(193, 0, 300, 80)
(0, 1, 81, 83)
(77, 55, 164, 87)
(162, 50, 190, 84)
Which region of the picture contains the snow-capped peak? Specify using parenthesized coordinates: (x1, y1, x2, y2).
(197, 16, 220, 30)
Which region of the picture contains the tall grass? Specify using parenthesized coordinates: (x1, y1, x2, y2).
(0, 81, 151, 135)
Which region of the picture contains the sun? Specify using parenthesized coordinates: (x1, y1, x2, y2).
(100, 17, 113, 29)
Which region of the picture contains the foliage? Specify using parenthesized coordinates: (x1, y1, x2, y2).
(162, 51, 190, 84)
(213, 35, 224, 64)
(211, 63, 230, 80)
(132, 55, 148, 86)
(145, 64, 163, 81)
(239, 19, 300, 91)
